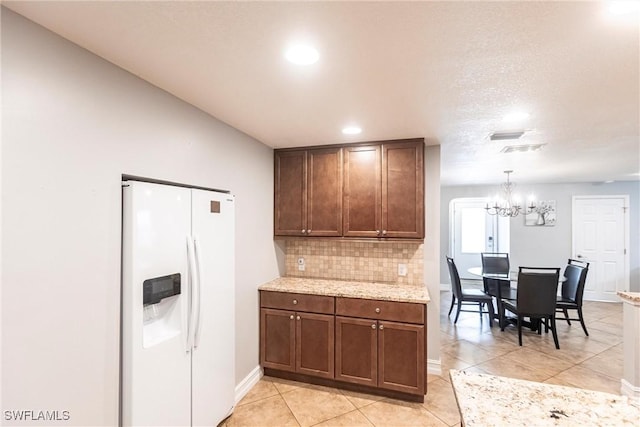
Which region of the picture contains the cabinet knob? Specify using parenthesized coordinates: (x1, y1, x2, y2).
(382, 230, 387, 235)
(301, 229, 306, 234)
(289, 315, 294, 320)
(307, 229, 312, 233)
(375, 307, 381, 313)
(371, 324, 376, 329)
(379, 324, 384, 330)
(292, 299, 298, 305)
(296, 315, 301, 321)
(376, 230, 381, 235)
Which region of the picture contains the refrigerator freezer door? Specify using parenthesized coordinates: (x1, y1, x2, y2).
(190, 189, 236, 426)
(122, 181, 192, 427)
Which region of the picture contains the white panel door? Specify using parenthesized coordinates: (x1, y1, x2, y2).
(573, 196, 628, 302)
(451, 199, 509, 279)
(190, 189, 236, 426)
(122, 181, 192, 426)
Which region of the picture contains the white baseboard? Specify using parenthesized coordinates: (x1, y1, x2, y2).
(427, 358, 442, 376)
(621, 379, 640, 405)
(235, 365, 263, 405)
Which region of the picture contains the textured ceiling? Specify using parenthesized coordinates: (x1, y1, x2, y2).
(4, 1, 639, 186)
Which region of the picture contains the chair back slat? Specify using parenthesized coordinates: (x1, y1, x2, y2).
(446, 256, 463, 299)
(481, 252, 510, 274)
(563, 259, 589, 304)
(517, 267, 560, 316)
(562, 265, 582, 301)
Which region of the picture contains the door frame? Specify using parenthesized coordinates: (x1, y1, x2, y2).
(571, 195, 630, 296)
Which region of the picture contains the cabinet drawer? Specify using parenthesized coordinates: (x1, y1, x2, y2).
(336, 298, 424, 324)
(261, 291, 335, 314)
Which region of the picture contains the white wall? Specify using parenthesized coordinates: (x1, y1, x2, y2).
(440, 181, 640, 292)
(423, 145, 441, 367)
(1, 9, 281, 425)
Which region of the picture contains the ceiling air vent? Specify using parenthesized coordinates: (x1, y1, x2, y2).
(500, 143, 546, 154)
(490, 130, 525, 141)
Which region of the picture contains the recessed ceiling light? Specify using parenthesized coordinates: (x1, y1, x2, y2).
(607, 1, 640, 16)
(342, 126, 362, 135)
(285, 44, 319, 65)
(604, 180, 615, 184)
(502, 112, 530, 123)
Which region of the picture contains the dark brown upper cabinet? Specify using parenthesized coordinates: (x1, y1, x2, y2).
(344, 140, 424, 239)
(274, 148, 343, 237)
(343, 145, 382, 238)
(275, 138, 424, 240)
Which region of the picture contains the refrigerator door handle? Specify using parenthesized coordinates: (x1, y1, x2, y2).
(193, 236, 203, 349)
(186, 235, 198, 352)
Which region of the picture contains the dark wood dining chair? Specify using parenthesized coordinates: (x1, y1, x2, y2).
(446, 256, 494, 325)
(481, 252, 510, 274)
(501, 267, 561, 349)
(555, 259, 590, 336)
(480, 252, 514, 328)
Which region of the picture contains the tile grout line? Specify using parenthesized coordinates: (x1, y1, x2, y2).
(276, 386, 303, 427)
(307, 409, 364, 427)
(356, 406, 377, 427)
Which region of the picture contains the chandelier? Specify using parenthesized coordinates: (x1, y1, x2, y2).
(485, 170, 535, 217)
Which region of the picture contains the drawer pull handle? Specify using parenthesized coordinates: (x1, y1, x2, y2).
(375, 308, 381, 313)
(289, 315, 294, 320)
(379, 324, 384, 330)
(296, 315, 300, 321)
(292, 299, 298, 305)
(371, 324, 376, 329)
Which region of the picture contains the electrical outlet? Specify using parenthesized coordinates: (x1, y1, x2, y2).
(297, 257, 305, 271)
(398, 263, 407, 277)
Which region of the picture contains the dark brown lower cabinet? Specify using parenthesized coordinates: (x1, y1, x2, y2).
(378, 321, 425, 395)
(260, 308, 334, 379)
(335, 317, 425, 395)
(296, 312, 335, 378)
(260, 291, 427, 402)
(260, 308, 296, 372)
(335, 316, 377, 386)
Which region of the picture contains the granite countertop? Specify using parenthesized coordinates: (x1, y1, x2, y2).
(618, 291, 640, 305)
(450, 370, 640, 426)
(258, 277, 430, 304)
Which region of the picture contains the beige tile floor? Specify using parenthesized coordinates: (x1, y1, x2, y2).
(222, 290, 624, 427)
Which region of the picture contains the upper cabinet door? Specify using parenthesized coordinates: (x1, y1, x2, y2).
(343, 145, 382, 237)
(382, 141, 424, 239)
(307, 148, 343, 237)
(274, 150, 307, 236)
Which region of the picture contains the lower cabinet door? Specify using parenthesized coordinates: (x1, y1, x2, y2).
(378, 321, 425, 395)
(296, 312, 335, 378)
(260, 308, 296, 372)
(335, 316, 377, 386)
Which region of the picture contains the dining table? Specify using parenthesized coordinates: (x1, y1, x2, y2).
(467, 266, 553, 331)
(467, 266, 516, 281)
(467, 266, 568, 339)
(467, 266, 567, 283)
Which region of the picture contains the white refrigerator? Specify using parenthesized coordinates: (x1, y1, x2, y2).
(121, 179, 235, 426)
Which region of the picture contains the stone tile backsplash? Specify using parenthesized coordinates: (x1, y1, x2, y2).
(284, 240, 424, 285)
